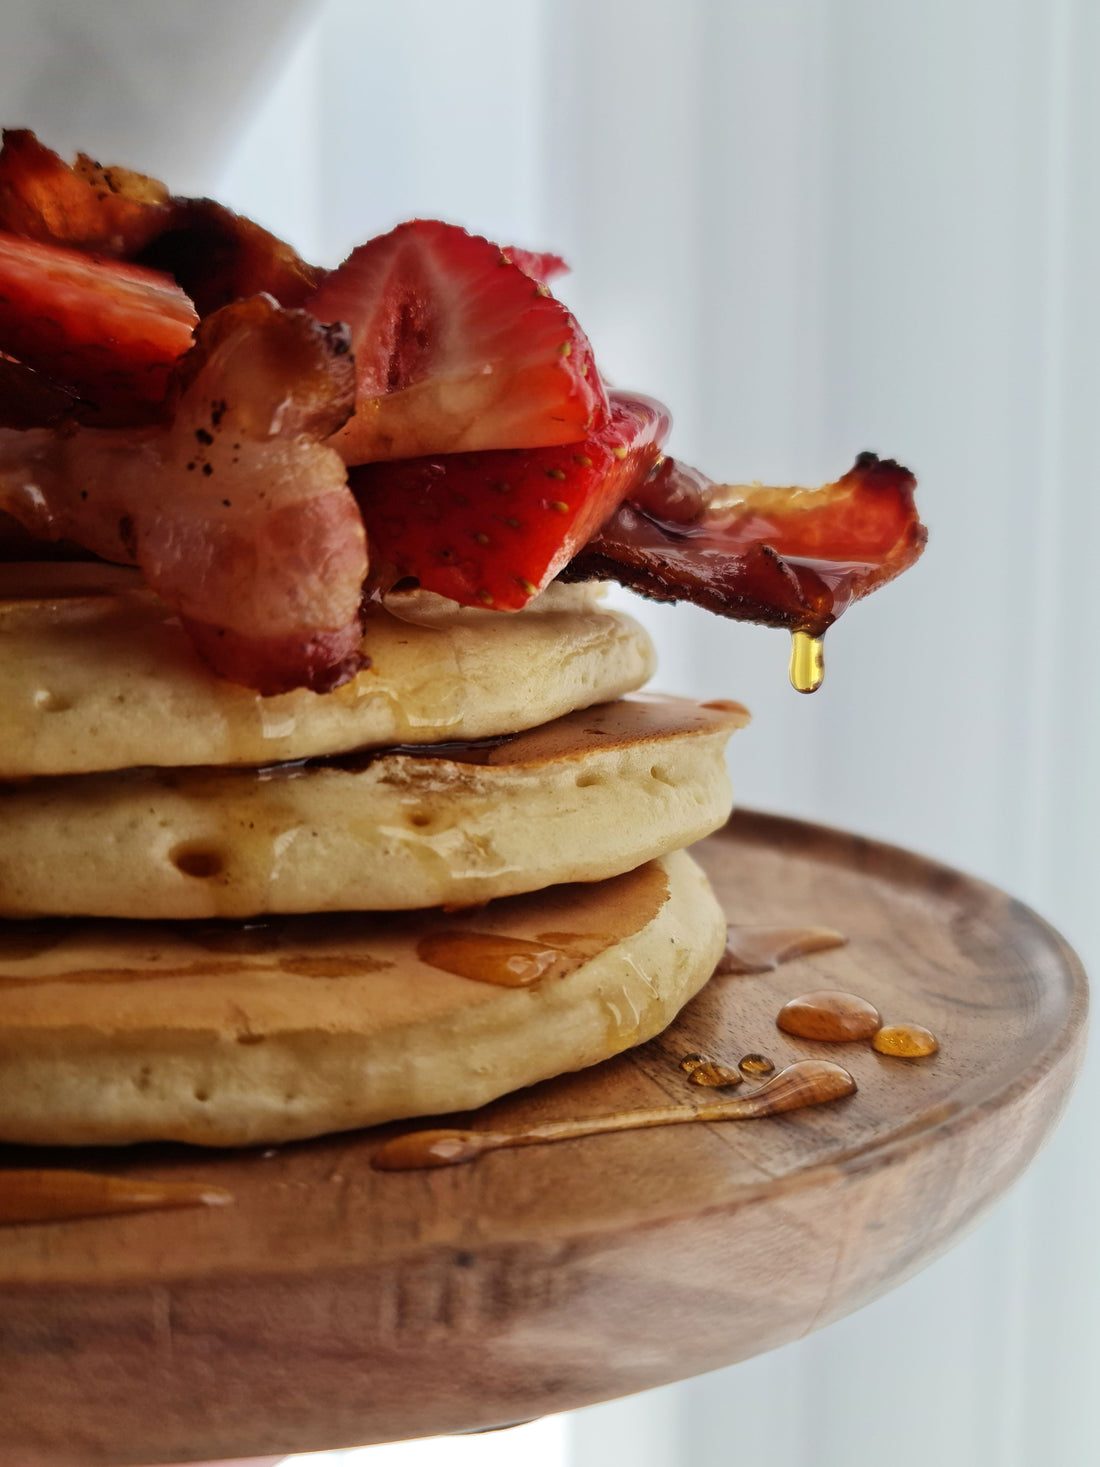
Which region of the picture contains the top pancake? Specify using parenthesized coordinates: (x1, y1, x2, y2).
(0, 564, 655, 777)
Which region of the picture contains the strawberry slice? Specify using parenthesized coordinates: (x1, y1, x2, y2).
(306, 220, 607, 464)
(503, 247, 568, 285)
(0, 232, 196, 420)
(351, 391, 670, 609)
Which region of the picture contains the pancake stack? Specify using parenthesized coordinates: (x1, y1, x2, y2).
(0, 563, 747, 1147)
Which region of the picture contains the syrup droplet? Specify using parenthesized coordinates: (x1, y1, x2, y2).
(679, 1053, 743, 1088)
(739, 1053, 775, 1076)
(789, 629, 825, 693)
(777, 989, 882, 1042)
(0, 1170, 233, 1226)
(416, 932, 571, 987)
(371, 1060, 857, 1171)
(716, 924, 847, 975)
(872, 1022, 940, 1058)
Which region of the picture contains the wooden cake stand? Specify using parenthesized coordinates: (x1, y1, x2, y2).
(0, 811, 1087, 1466)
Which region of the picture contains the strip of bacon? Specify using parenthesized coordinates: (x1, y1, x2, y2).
(563, 451, 925, 635)
(0, 128, 170, 253)
(0, 297, 367, 694)
(0, 129, 321, 316)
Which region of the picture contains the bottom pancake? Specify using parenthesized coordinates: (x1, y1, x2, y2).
(0, 848, 725, 1147)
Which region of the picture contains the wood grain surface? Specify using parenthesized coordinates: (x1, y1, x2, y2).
(0, 811, 1087, 1466)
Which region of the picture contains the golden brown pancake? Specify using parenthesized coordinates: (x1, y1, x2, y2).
(0, 849, 724, 1147)
(0, 694, 746, 919)
(0, 565, 655, 777)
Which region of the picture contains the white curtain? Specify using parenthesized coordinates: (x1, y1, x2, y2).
(7, 0, 1098, 1461)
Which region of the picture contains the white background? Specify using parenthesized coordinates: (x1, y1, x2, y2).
(3, 1, 1098, 1462)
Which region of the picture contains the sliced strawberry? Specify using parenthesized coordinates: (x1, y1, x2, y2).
(503, 247, 568, 286)
(306, 220, 606, 464)
(351, 391, 669, 609)
(0, 232, 196, 420)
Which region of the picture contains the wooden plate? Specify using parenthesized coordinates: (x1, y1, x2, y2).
(0, 811, 1086, 1467)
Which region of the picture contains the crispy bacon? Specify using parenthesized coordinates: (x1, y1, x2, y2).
(563, 451, 925, 635)
(0, 296, 367, 693)
(0, 129, 321, 317)
(0, 129, 170, 253)
(139, 199, 323, 316)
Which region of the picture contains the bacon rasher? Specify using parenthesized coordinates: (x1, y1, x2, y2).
(0, 297, 367, 693)
(563, 451, 925, 636)
(0, 129, 321, 316)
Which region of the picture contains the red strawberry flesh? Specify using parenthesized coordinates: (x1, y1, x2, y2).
(307, 220, 606, 464)
(0, 231, 196, 421)
(351, 391, 670, 609)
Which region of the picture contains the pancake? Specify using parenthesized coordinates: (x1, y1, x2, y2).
(0, 564, 655, 777)
(0, 695, 748, 919)
(0, 848, 725, 1147)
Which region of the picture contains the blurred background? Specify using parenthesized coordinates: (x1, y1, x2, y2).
(3, 0, 1098, 1463)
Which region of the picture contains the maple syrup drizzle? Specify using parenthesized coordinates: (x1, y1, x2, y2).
(872, 1022, 940, 1058)
(789, 630, 825, 694)
(716, 924, 847, 976)
(679, 1053, 743, 1088)
(739, 1053, 775, 1076)
(0, 1169, 233, 1226)
(777, 989, 882, 1042)
(371, 1059, 857, 1171)
(416, 931, 572, 987)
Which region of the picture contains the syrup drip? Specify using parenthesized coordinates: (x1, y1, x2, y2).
(739, 1053, 775, 1076)
(777, 990, 882, 1042)
(789, 630, 825, 694)
(679, 1053, 743, 1088)
(872, 1023, 940, 1058)
(416, 931, 571, 987)
(0, 1169, 233, 1226)
(716, 924, 847, 976)
(371, 1059, 857, 1171)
